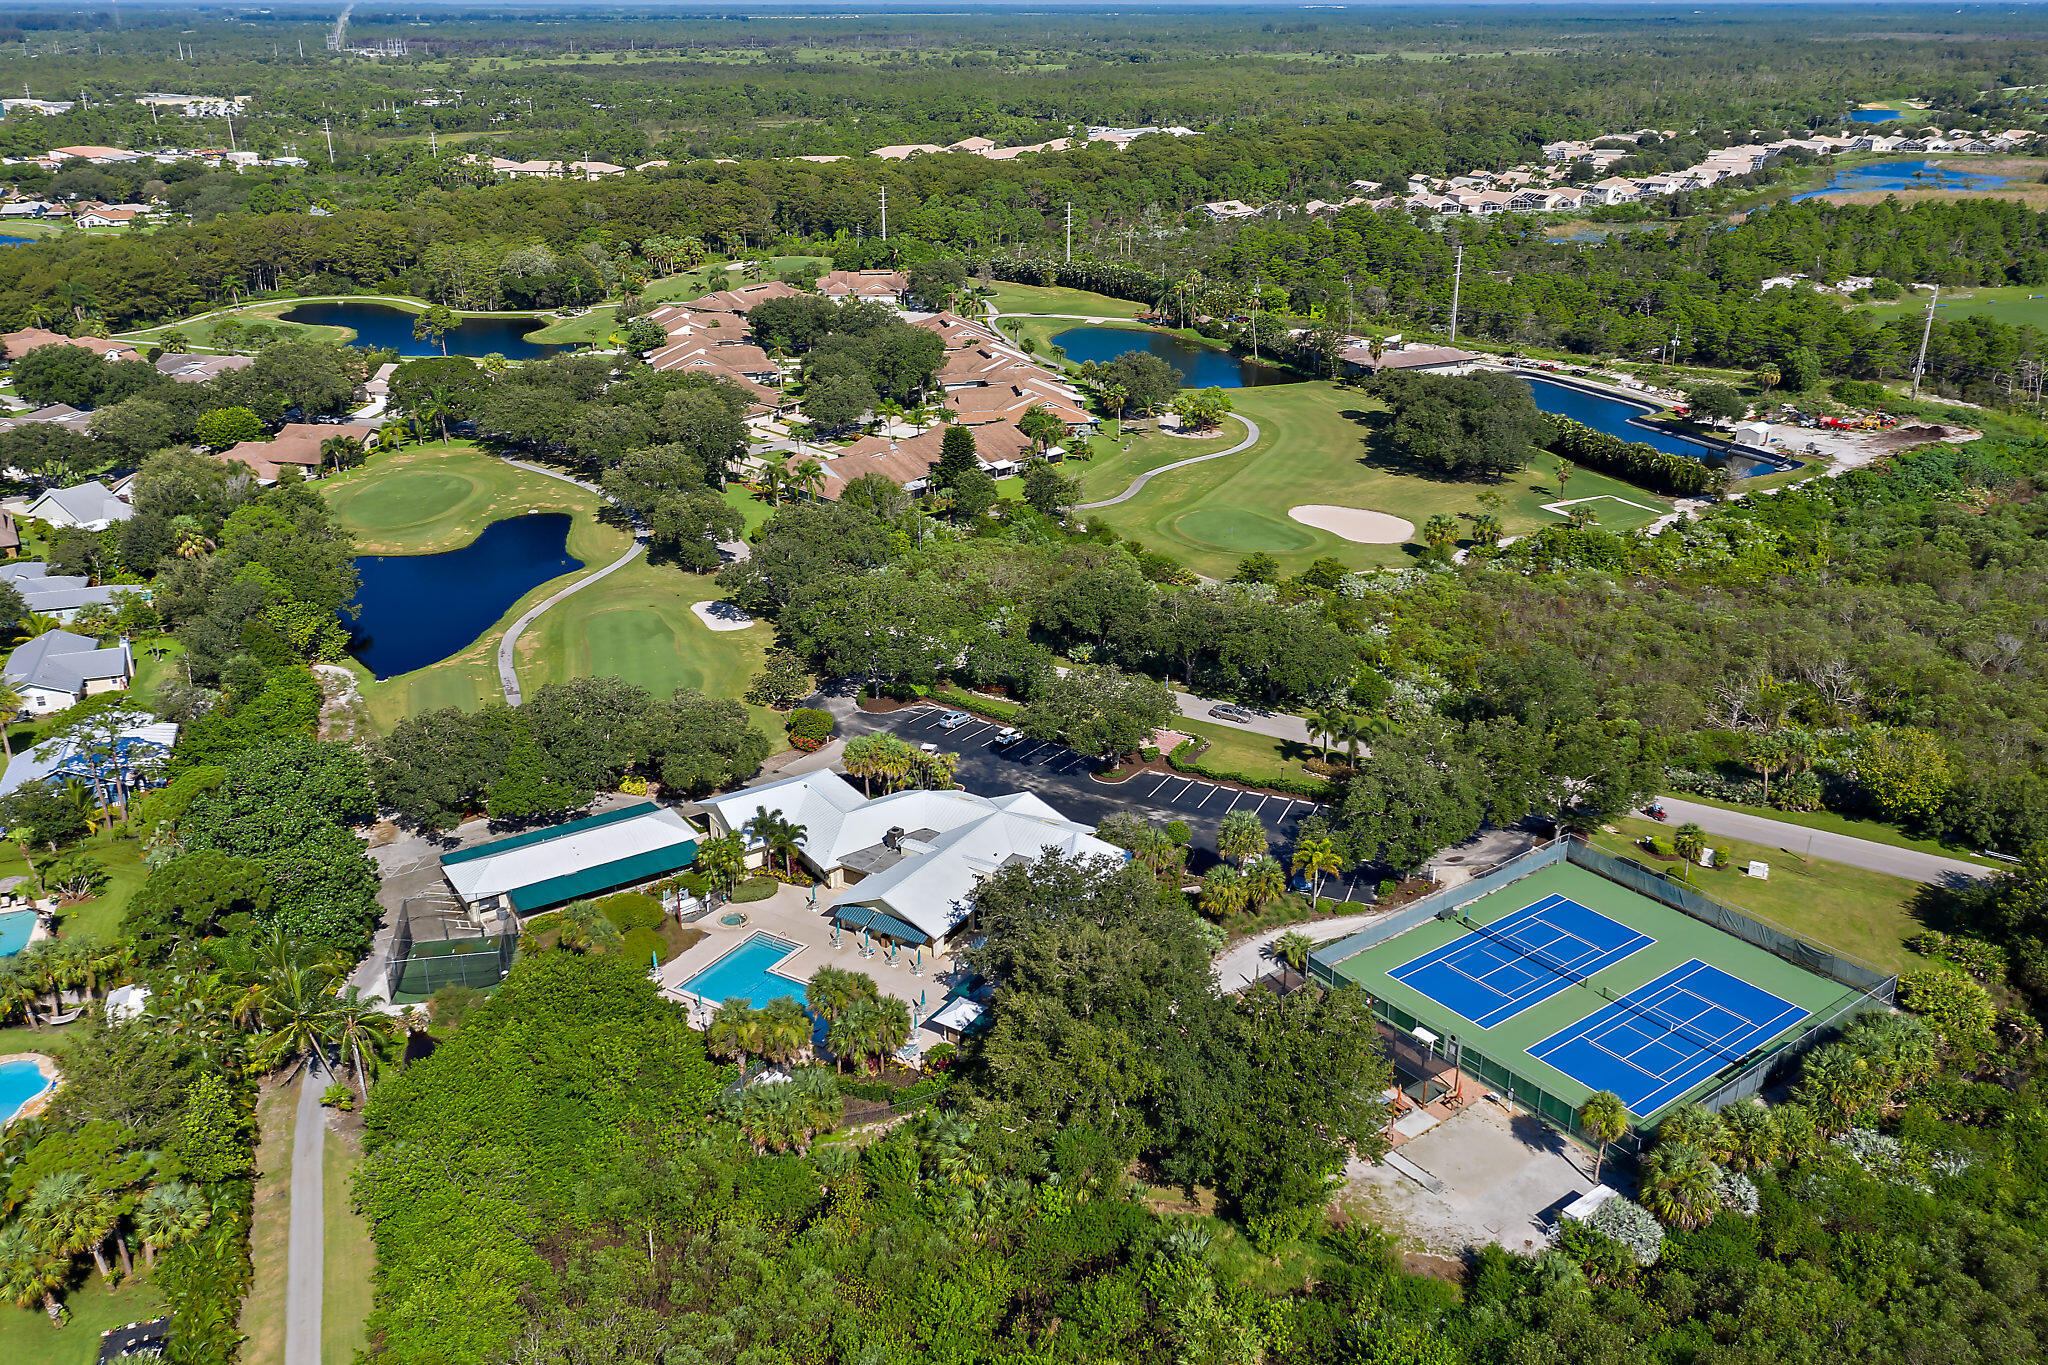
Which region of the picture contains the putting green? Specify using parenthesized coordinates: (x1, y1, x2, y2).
(333, 472, 479, 533)
(1171, 506, 1319, 554)
(579, 608, 689, 695)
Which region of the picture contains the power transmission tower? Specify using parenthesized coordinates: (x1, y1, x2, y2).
(1911, 284, 1940, 399)
(879, 185, 887, 242)
(1449, 242, 1463, 344)
(1064, 201, 1072, 264)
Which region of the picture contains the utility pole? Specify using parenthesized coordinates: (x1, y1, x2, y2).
(323, 118, 335, 165)
(299, 39, 305, 58)
(225, 107, 236, 153)
(1250, 279, 1261, 361)
(1911, 284, 1940, 399)
(1064, 201, 1072, 264)
(879, 184, 887, 242)
(1448, 242, 1463, 344)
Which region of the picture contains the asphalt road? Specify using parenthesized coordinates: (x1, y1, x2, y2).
(284, 1059, 327, 1365)
(1649, 796, 1993, 886)
(860, 703, 1383, 904)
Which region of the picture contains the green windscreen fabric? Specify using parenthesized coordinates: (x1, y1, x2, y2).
(834, 903, 929, 944)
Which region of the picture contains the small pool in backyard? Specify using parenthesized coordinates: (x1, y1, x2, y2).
(343, 513, 583, 679)
(0, 910, 34, 957)
(0, 1058, 53, 1126)
(681, 933, 811, 1009)
(1050, 326, 1299, 388)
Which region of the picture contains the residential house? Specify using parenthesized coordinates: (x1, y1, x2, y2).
(154, 353, 255, 383)
(684, 281, 807, 316)
(74, 208, 136, 229)
(946, 136, 998, 155)
(0, 562, 127, 622)
(135, 94, 246, 117)
(0, 511, 18, 558)
(648, 338, 781, 388)
(3, 630, 133, 715)
(0, 404, 92, 436)
(215, 422, 377, 482)
(1, 329, 139, 362)
(1197, 200, 1265, 221)
(1340, 341, 1479, 377)
(817, 269, 909, 305)
(0, 713, 178, 799)
(871, 144, 945, 160)
(1583, 177, 1640, 205)
(790, 419, 1040, 498)
(49, 145, 141, 164)
(696, 771, 1121, 952)
(1543, 140, 1594, 161)
(25, 481, 133, 531)
(0, 100, 74, 117)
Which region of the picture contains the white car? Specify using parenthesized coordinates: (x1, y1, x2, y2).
(990, 727, 1025, 748)
(935, 711, 974, 730)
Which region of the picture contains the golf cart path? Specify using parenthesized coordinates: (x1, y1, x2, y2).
(283, 1059, 328, 1365)
(1648, 796, 1993, 886)
(495, 458, 645, 705)
(1073, 412, 1261, 509)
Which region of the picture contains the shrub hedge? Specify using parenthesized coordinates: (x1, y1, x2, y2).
(786, 708, 834, 751)
(732, 875, 779, 903)
(619, 925, 666, 965)
(596, 892, 664, 932)
(1541, 413, 1714, 496)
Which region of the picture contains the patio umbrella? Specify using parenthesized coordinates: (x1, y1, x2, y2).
(860, 927, 870, 954)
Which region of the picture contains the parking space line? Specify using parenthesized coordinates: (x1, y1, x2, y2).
(1198, 784, 1228, 809)
(1248, 794, 1271, 818)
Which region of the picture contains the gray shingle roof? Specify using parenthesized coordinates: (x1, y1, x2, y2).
(3, 630, 130, 694)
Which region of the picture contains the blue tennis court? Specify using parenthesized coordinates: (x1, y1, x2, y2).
(1529, 959, 1807, 1115)
(1387, 894, 1654, 1028)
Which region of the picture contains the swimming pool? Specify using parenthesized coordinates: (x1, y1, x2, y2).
(680, 933, 811, 1009)
(0, 910, 34, 957)
(0, 1058, 53, 1126)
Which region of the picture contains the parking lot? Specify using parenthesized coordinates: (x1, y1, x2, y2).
(860, 704, 1382, 904)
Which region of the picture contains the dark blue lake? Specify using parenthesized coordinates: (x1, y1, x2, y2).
(344, 513, 583, 679)
(1850, 109, 1903, 123)
(1792, 159, 2009, 201)
(1520, 376, 1777, 477)
(1050, 326, 1298, 388)
(280, 301, 561, 359)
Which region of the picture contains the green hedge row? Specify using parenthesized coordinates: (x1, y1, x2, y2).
(931, 686, 1020, 722)
(1166, 745, 1334, 801)
(1541, 413, 1715, 496)
(840, 1074, 952, 1104)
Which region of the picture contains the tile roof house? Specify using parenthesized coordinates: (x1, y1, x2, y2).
(0, 561, 129, 621)
(870, 144, 946, 160)
(3, 630, 133, 714)
(0, 403, 91, 435)
(817, 269, 908, 303)
(25, 481, 134, 530)
(215, 422, 377, 481)
(697, 771, 1121, 948)
(793, 419, 1039, 497)
(74, 208, 136, 228)
(1, 328, 138, 361)
(944, 379, 1094, 431)
(684, 281, 806, 316)
(946, 136, 998, 154)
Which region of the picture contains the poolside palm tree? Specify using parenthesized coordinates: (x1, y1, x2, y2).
(1578, 1091, 1631, 1181)
(550, 900, 622, 955)
(1271, 931, 1315, 986)
(0, 1224, 69, 1324)
(706, 1000, 759, 1068)
(861, 995, 912, 1073)
(134, 1183, 210, 1270)
(805, 965, 877, 1033)
(1292, 837, 1344, 911)
(758, 996, 812, 1068)
(1243, 856, 1286, 910)
(696, 834, 746, 900)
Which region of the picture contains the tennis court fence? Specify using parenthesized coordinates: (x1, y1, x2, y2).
(1311, 833, 1898, 1140)
(385, 893, 520, 999)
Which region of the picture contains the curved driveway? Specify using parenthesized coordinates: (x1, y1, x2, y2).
(1073, 412, 1262, 510)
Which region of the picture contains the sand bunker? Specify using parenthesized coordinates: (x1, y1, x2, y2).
(692, 601, 756, 632)
(1287, 505, 1416, 544)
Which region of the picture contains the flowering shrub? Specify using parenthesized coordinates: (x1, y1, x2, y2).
(1585, 1195, 1664, 1266)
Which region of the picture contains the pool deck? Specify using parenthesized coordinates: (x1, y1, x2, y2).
(656, 883, 964, 1060)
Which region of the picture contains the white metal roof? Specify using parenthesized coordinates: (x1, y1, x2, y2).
(441, 805, 698, 902)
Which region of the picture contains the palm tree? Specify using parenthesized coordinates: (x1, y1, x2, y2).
(134, 1183, 210, 1270)
(59, 778, 103, 836)
(696, 835, 746, 899)
(257, 964, 347, 1078)
(805, 965, 877, 1036)
(1243, 856, 1286, 909)
(1672, 822, 1706, 864)
(842, 734, 887, 797)
(1578, 1091, 1631, 1181)
(1215, 808, 1268, 866)
(24, 1172, 119, 1285)
(0, 1224, 69, 1324)
(1271, 931, 1315, 986)
(706, 1000, 759, 1068)
(1307, 703, 1347, 763)
(1421, 514, 1460, 559)
(757, 462, 786, 507)
(1638, 1141, 1721, 1231)
(1291, 837, 1344, 911)
(757, 996, 811, 1068)
(1753, 363, 1780, 395)
(1198, 865, 1248, 920)
(1554, 457, 1575, 500)
(791, 458, 826, 503)
(746, 807, 807, 876)
(1336, 711, 1390, 767)
(332, 990, 400, 1102)
(861, 995, 912, 1073)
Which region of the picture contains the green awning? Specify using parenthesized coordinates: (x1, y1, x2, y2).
(834, 903, 929, 945)
(441, 802, 660, 867)
(506, 840, 698, 915)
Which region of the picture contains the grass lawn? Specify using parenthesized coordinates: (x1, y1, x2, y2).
(1074, 381, 1670, 578)
(0, 1278, 165, 1365)
(722, 483, 776, 537)
(984, 281, 1148, 318)
(124, 299, 352, 348)
(1662, 792, 2005, 869)
(322, 1125, 374, 1365)
(1172, 716, 1319, 788)
(0, 1018, 91, 1057)
(1592, 816, 1928, 974)
(1849, 283, 2048, 334)
(321, 441, 610, 554)
(523, 307, 618, 346)
(238, 1079, 297, 1365)
(510, 557, 778, 731)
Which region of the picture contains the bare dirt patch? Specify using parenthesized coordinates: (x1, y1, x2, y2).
(1287, 504, 1417, 544)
